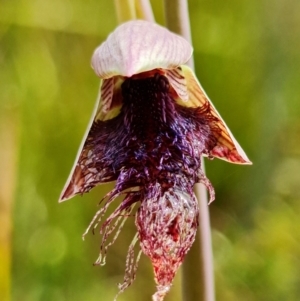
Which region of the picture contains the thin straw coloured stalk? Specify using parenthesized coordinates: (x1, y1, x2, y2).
(114, 0, 136, 23)
(135, 0, 155, 22)
(163, 1, 216, 301)
(163, 0, 194, 69)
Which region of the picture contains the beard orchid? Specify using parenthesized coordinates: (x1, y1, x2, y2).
(59, 20, 251, 301)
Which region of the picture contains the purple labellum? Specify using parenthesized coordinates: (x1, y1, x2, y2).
(136, 187, 199, 301)
(59, 20, 251, 301)
(81, 72, 216, 299)
(87, 73, 216, 195)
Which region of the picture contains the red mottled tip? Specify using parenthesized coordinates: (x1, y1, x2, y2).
(136, 188, 199, 300)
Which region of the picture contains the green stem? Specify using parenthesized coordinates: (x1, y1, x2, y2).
(163, 1, 215, 301)
(114, 0, 136, 23)
(114, 0, 154, 24)
(163, 0, 194, 69)
(135, 0, 155, 22)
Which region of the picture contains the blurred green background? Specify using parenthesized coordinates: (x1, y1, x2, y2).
(1, 0, 300, 300)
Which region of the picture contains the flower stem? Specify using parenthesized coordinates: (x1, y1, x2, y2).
(163, 1, 215, 301)
(114, 0, 155, 24)
(135, 0, 155, 22)
(114, 0, 136, 23)
(163, 0, 194, 69)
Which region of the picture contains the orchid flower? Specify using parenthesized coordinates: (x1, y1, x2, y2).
(59, 20, 251, 301)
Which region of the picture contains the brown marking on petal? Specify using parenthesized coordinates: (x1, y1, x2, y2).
(95, 77, 124, 121)
(165, 68, 189, 101)
(59, 77, 123, 202)
(175, 65, 252, 165)
(60, 148, 104, 201)
(211, 145, 249, 164)
(60, 165, 83, 200)
(98, 77, 114, 114)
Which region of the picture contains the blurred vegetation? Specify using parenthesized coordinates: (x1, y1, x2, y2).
(1, 0, 300, 300)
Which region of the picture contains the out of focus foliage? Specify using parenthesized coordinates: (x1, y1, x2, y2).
(1, 0, 300, 300)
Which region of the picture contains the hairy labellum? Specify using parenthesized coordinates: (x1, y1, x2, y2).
(81, 73, 215, 299)
(59, 20, 251, 301)
(136, 187, 199, 301)
(86, 73, 216, 195)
